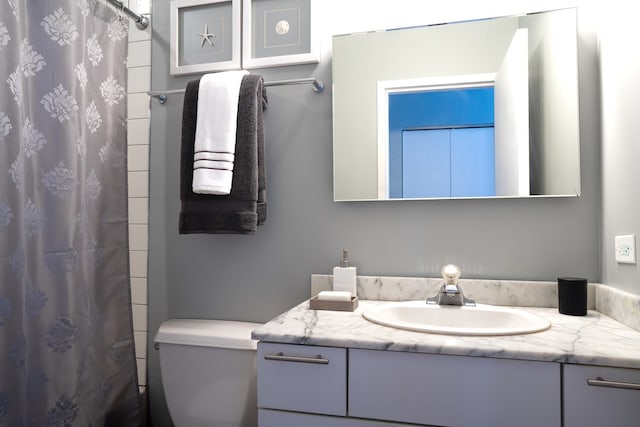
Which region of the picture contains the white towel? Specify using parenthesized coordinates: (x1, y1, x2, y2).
(193, 70, 249, 194)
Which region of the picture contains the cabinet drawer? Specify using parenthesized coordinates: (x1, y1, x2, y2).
(259, 409, 413, 427)
(257, 343, 347, 416)
(349, 349, 561, 427)
(564, 364, 640, 427)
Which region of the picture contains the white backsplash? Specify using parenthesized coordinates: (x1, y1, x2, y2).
(595, 285, 640, 331)
(310, 274, 640, 332)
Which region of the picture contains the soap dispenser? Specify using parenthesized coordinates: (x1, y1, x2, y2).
(333, 249, 357, 297)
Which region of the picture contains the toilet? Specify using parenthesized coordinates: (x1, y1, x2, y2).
(154, 319, 262, 427)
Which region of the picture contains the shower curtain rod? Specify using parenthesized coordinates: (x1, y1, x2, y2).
(148, 77, 324, 104)
(105, 0, 149, 30)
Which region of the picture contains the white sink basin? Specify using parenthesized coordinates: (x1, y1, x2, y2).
(362, 301, 551, 336)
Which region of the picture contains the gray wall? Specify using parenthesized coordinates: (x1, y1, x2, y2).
(146, 2, 601, 425)
(600, 9, 640, 293)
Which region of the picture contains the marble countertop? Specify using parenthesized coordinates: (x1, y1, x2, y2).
(252, 299, 640, 370)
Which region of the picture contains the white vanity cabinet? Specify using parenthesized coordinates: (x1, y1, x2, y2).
(259, 409, 413, 426)
(349, 349, 561, 427)
(257, 343, 347, 417)
(563, 364, 640, 427)
(257, 343, 562, 427)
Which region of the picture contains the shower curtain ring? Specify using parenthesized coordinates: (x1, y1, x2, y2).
(117, 0, 126, 23)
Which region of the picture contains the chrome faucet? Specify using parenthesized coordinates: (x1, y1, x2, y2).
(426, 264, 476, 306)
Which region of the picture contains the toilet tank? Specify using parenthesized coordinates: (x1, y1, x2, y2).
(154, 319, 262, 427)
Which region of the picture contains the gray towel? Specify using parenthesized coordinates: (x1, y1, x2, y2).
(179, 74, 268, 234)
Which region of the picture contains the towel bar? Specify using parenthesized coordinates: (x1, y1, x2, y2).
(148, 77, 324, 104)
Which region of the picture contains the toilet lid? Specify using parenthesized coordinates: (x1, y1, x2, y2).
(154, 319, 262, 350)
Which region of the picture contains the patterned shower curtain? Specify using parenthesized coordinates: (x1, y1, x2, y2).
(0, 1, 140, 425)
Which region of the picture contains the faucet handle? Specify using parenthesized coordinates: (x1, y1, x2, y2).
(441, 264, 462, 284)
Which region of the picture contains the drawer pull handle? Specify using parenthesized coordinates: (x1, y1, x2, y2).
(587, 377, 640, 391)
(264, 352, 329, 365)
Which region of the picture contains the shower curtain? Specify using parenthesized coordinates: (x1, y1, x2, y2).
(0, 1, 140, 425)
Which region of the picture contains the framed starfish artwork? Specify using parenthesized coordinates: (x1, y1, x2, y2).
(242, 0, 318, 69)
(170, 0, 241, 75)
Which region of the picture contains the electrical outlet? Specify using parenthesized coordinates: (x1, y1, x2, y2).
(615, 234, 636, 264)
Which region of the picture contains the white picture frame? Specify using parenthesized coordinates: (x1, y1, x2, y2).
(242, 0, 319, 69)
(170, 0, 241, 75)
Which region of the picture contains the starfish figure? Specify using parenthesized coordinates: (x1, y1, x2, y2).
(197, 24, 216, 47)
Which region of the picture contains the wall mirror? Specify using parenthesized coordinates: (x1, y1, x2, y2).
(332, 8, 580, 201)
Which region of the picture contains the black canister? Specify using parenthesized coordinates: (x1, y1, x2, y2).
(557, 277, 588, 316)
